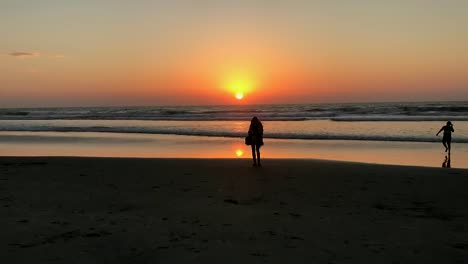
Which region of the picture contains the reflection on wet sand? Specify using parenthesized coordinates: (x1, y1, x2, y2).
(442, 154, 451, 168)
(235, 149, 244, 157)
(2, 132, 468, 168)
(230, 142, 247, 158)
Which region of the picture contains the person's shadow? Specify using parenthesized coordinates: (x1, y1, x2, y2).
(442, 154, 451, 168)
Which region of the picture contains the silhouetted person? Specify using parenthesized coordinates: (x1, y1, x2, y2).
(248, 116, 264, 167)
(436, 121, 454, 153)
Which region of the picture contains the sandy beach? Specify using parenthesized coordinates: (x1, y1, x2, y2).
(1, 157, 467, 263)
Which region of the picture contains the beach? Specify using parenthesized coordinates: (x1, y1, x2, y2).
(1, 103, 467, 263)
(1, 157, 467, 263)
(3, 0, 468, 262)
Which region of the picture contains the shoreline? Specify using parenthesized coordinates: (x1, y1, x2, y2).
(0, 156, 466, 170)
(1, 132, 467, 169)
(1, 119, 468, 143)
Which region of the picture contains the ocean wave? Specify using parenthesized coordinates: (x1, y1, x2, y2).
(2, 113, 468, 122)
(5, 111, 29, 116)
(1, 102, 468, 121)
(1, 126, 467, 143)
(331, 116, 468, 121)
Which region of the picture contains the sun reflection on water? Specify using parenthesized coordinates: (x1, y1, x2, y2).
(235, 149, 244, 157)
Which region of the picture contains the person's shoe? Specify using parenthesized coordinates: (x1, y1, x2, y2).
(253, 163, 257, 167)
(257, 162, 262, 167)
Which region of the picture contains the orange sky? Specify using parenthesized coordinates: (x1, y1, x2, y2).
(1, 1, 468, 107)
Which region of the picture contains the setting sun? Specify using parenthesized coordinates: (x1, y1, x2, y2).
(222, 71, 257, 102)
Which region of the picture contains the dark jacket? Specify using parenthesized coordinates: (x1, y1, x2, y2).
(249, 121, 264, 145)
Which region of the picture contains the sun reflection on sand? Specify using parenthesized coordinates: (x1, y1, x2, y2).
(231, 142, 246, 158)
(235, 149, 244, 157)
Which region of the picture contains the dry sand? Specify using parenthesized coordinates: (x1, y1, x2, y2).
(0, 157, 467, 263)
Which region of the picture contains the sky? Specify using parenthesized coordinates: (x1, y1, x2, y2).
(1, 0, 468, 107)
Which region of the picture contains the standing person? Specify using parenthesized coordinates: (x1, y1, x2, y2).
(436, 121, 454, 153)
(248, 116, 264, 167)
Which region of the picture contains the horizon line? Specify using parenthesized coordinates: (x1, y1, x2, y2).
(1, 100, 468, 110)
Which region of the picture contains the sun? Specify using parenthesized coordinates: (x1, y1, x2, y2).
(223, 73, 256, 101)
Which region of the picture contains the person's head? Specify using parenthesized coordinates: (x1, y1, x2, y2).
(251, 116, 260, 124)
(447, 121, 452, 126)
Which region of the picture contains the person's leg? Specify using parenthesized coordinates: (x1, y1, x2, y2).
(442, 140, 448, 152)
(447, 140, 451, 153)
(251, 144, 257, 166)
(256, 145, 261, 166)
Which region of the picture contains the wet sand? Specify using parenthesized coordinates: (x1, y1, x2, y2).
(1, 157, 468, 263)
(2, 132, 468, 168)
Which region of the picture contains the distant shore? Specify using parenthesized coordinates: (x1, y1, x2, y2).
(1, 157, 467, 263)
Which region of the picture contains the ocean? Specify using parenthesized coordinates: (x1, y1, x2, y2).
(0, 102, 467, 143)
(1, 101, 467, 167)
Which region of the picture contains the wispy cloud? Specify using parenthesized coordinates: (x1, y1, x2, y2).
(9, 51, 40, 58)
(8, 51, 65, 59)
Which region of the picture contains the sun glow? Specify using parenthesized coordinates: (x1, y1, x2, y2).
(222, 71, 257, 101)
(235, 149, 244, 157)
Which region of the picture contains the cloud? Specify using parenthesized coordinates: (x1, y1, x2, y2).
(9, 51, 40, 58)
(8, 51, 65, 59)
